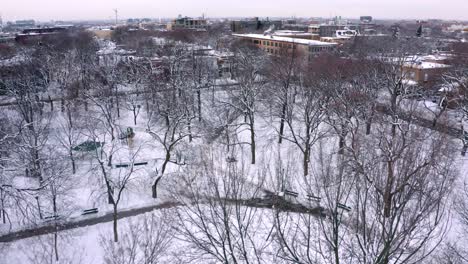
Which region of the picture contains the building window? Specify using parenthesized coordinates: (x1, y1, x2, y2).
(275, 42, 278, 47)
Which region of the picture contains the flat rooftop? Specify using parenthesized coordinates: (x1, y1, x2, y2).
(233, 33, 337, 46)
(406, 61, 451, 69)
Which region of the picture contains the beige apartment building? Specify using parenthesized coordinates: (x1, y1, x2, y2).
(167, 16, 207, 30)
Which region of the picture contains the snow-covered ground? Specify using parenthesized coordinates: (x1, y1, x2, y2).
(2, 85, 468, 263)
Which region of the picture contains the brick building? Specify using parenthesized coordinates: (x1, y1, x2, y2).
(233, 33, 336, 59)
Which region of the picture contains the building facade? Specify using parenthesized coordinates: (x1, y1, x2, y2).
(231, 17, 282, 33)
(233, 33, 336, 60)
(167, 16, 207, 30)
(402, 61, 451, 83)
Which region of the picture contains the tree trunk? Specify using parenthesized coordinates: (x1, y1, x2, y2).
(432, 117, 439, 128)
(49, 95, 53, 112)
(197, 89, 202, 122)
(67, 107, 73, 128)
(338, 135, 345, 155)
(116, 96, 120, 118)
(1, 208, 5, 224)
(366, 107, 374, 135)
(249, 116, 256, 164)
(226, 125, 230, 152)
(366, 120, 372, 135)
(164, 115, 170, 128)
(303, 148, 310, 177)
(53, 193, 59, 261)
(70, 150, 76, 174)
(152, 176, 163, 198)
(113, 206, 119, 242)
(278, 102, 287, 144)
(133, 108, 137, 125)
(1, 190, 6, 224)
(384, 161, 394, 218)
(54, 231, 59, 262)
(108, 186, 115, 204)
(152, 151, 170, 198)
(188, 119, 193, 142)
(338, 125, 346, 155)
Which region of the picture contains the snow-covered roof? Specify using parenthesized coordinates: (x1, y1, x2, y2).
(438, 86, 455, 92)
(406, 61, 451, 70)
(422, 54, 450, 61)
(232, 33, 337, 46)
(402, 79, 418, 86)
(385, 55, 452, 69)
(273, 32, 316, 37)
(0, 55, 27, 67)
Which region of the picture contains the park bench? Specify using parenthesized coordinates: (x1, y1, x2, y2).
(284, 189, 299, 198)
(115, 162, 148, 168)
(43, 215, 61, 222)
(337, 203, 351, 212)
(306, 194, 321, 203)
(82, 208, 99, 216)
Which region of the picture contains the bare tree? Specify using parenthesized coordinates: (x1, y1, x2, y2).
(225, 45, 267, 164)
(266, 46, 302, 144)
(169, 148, 270, 263)
(100, 211, 173, 264)
(281, 67, 328, 176)
(146, 90, 193, 198)
(38, 152, 76, 262)
(271, 139, 356, 264)
(85, 91, 144, 242)
(349, 113, 456, 264)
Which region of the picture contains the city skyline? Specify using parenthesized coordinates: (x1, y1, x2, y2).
(1, 0, 468, 22)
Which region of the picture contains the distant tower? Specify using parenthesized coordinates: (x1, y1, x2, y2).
(113, 9, 118, 26)
(416, 24, 423, 37)
(392, 24, 400, 39)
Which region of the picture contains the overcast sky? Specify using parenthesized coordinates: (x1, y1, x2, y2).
(1, 0, 467, 22)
